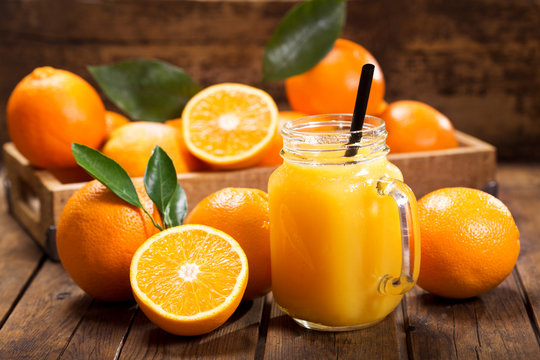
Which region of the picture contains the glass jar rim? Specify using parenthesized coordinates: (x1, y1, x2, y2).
(280, 114, 388, 164)
(281, 114, 385, 139)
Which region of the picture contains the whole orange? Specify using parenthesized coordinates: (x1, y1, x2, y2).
(105, 110, 130, 135)
(184, 188, 271, 300)
(57, 179, 162, 301)
(380, 100, 458, 153)
(417, 187, 520, 299)
(285, 38, 385, 116)
(258, 111, 307, 167)
(102, 121, 192, 177)
(7, 67, 107, 169)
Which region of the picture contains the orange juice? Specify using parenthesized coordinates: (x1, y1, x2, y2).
(268, 115, 420, 331)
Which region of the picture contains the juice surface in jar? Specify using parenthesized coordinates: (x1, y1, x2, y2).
(268, 114, 420, 330)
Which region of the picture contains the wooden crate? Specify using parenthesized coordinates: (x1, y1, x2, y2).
(3, 131, 496, 260)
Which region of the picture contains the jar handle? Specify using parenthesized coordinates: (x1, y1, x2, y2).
(376, 177, 421, 295)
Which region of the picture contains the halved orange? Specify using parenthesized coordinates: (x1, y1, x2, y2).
(182, 83, 278, 169)
(130, 224, 249, 336)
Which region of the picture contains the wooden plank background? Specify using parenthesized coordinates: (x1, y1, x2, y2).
(0, 0, 539, 161)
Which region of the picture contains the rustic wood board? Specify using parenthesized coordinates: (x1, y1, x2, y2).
(404, 273, 540, 359)
(497, 164, 540, 342)
(59, 301, 138, 359)
(120, 297, 265, 359)
(0, 0, 538, 160)
(0, 171, 44, 326)
(264, 294, 403, 359)
(0, 261, 93, 359)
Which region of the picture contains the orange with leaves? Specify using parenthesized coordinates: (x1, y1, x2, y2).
(285, 38, 385, 116)
(57, 179, 162, 301)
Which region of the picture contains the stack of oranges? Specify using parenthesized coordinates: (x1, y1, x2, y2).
(56, 182, 272, 335)
(7, 67, 281, 336)
(6, 39, 459, 180)
(6, 68, 292, 182)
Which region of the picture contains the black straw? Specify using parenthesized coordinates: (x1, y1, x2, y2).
(345, 63, 375, 157)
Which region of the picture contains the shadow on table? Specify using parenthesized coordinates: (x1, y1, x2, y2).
(135, 299, 262, 357)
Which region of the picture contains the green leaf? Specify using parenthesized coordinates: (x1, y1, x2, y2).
(71, 143, 143, 208)
(262, 0, 346, 82)
(164, 184, 188, 228)
(88, 58, 202, 122)
(144, 146, 178, 219)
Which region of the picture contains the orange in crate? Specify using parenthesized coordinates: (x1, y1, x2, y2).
(7, 66, 107, 169)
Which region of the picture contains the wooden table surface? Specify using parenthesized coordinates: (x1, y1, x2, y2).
(0, 163, 539, 359)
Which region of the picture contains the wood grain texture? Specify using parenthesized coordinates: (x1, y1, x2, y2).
(59, 301, 138, 359)
(264, 296, 404, 359)
(405, 274, 540, 359)
(119, 297, 265, 359)
(497, 164, 540, 341)
(0, 0, 539, 160)
(0, 261, 92, 359)
(3, 142, 57, 251)
(0, 171, 44, 326)
(346, 0, 540, 161)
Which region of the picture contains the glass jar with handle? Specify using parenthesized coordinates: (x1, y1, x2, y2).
(268, 114, 420, 331)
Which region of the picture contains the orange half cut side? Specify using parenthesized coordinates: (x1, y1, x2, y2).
(130, 224, 249, 336)
(182, 83, 278, 169)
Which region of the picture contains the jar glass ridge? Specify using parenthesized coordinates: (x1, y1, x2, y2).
(281, 114, 389, 165)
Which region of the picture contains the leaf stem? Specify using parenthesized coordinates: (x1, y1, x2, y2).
(142, 207, 163, 231)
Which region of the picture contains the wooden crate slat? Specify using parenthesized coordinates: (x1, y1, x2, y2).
(389, 131, 496, 198)
(3, 143, 56, 250)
